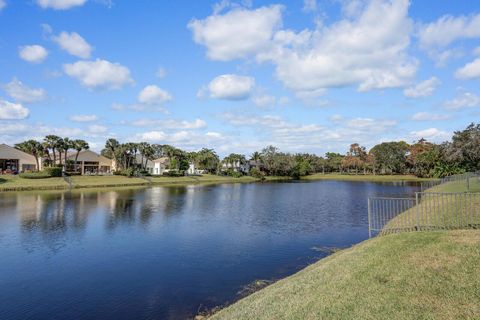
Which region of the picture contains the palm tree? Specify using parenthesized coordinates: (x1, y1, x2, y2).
(73, 139, 89, 173)
(60, 137, 74, 166)
(43, 135, 61, 165)
(15, 140, 44, 171)
(250, 151, 262, 162)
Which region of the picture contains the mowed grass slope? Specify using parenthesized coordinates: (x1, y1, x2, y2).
(0, 175, 68, 191)
(384, 178, 480, 233)
(211, 230, 480, 320)
(211, 177, 480, 320)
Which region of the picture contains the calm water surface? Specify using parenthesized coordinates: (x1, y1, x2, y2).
(0, 180, 419, 319)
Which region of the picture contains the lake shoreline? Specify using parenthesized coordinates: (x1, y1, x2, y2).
(0, 173, 431, 192)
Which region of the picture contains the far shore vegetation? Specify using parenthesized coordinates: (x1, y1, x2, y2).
(206, 179, 480, 320)
(2, 122, 479, 191)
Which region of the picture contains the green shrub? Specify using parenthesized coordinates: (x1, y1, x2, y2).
(19, 172, 52, 179)
(162, 170, 185, 177)
(44, 167, 63, 177)
(249, 167, 265, 180)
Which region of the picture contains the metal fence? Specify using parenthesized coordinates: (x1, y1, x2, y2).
(420, 172, 478, 192)
(368, 192, 480, 237)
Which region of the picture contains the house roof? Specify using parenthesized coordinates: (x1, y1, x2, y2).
(0, 144, 37, 163)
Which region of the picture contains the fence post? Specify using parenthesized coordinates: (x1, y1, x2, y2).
(467, 174, 470, 192)
(368, 198, 372, 238)
(415, 192, 420, 231)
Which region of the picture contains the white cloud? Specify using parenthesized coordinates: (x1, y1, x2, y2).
(303, 0, 316, 12)
(18, 45, 48, 63)
(4, 78, 47, 103)
(411, 112, 450, 121)
(69, 114, 98, 122)
(410, 128, 450, 142)
(63, 59, 133, 90)
(0, 0, 6, 11)
(36, 0, 87, 10)
(455, 58, 480, 80)
(132, 118, 206, 129)
(0, 100, 30, 120)
(345, 118, 397, 132)
(88, 124, 107, 134)
(138, 85, 173, 105)
(252, 93, 276, 107)
(418, 13, 480, 49)
(138, 130, 167, 142)
(53, 31, 93, 58)
(444, 91, 480, 110)
(207, 74, 255, 100)
(188, 5, 283, 61)
(191, 1, 416, 94)
(418, 13, 480, 65)
(403, 77, 441, 98)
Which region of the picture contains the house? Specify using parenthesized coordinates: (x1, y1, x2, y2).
(65, 150, 112, 175)
(186, 163, 204, 175)
(0, 143, 40, 173)
(152, 157, 169, 175)
(221, 160, 249, 173)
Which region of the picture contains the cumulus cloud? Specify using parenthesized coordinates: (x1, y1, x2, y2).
(18, 45, 48, 63)
(188, 5, 283, 61)
(191, 0, 417, 94)
(403, 77, 441, 98)
(418, 13, 480, 64)
(455, 58, 480, 80)
(411, 112, 450, 121)
(444, 91, 480, 110)
(0, 0, 6, 11)
(303, 0, 316, 12)
(138, 85, 173, 105)
(36, 0, 87, 10)
(53, 31, 93, 58)
(4, 78, 47, 103)
(69, 114, 98, 122)
(63, 59, 133, 90)
(88, 124, 108, 134)
(206, 74, 255, 100)
(0, 100, 30, 120)
(418, 13, 480, 49)
(252, 93, 276, 107)
(131, 118, 206, 129)
(410, 128, 450, 142)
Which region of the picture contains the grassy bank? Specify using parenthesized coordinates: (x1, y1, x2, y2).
(209, 178, 480, 319)
(303, 173, 431, 182)
(0, 173, 430, 192)
(0, 174, 262, 192)
(210, 230, 480, 320)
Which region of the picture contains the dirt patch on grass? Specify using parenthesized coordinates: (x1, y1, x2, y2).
(447, 230, 480, 245)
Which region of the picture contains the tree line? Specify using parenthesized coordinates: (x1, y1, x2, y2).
(13, 122, 480, 178)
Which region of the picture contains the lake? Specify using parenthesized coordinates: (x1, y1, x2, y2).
(0, 180, 419, 319)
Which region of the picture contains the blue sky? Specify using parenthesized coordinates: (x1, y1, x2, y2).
(0, 0, 479, 156)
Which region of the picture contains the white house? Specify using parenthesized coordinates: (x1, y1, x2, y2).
(0, 143, 40, 173)
(221, 160, 249, 173)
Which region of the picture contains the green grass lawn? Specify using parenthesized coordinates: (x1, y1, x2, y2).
(0, 174, 68, 191)
(70, 175, 149, 188)
(210, 230, 480, 320)
(383, 178, 480, 233)
(303, 173, 432, 182)
(209, 177, 480, 319)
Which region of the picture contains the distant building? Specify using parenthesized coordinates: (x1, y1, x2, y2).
(0, 143, 40, 173)
(221, 160, 249, 173)
(65, 150, 112, 175)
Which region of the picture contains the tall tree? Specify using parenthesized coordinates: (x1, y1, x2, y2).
(43, 135, 61, 166)
(15, 140, 44, 171)
(73, 140, 89, 173)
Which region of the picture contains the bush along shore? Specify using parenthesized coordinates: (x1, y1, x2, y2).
(204, 179, 480, 320)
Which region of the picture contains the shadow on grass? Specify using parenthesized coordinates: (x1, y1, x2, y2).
(0, 177, 7, 185)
